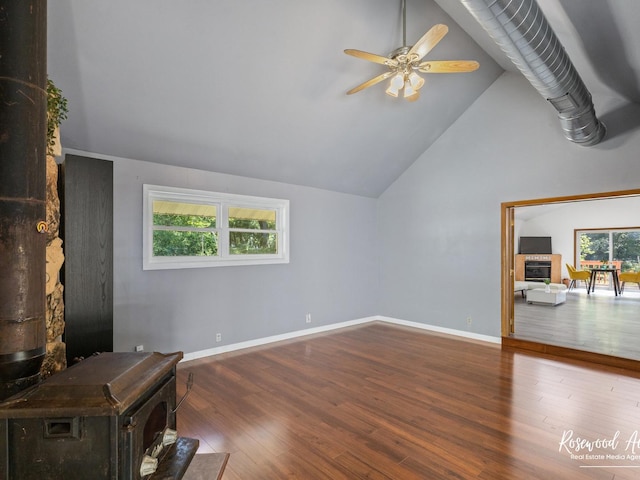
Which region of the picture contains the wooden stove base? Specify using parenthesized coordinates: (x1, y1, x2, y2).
(183, 452, 230, 480)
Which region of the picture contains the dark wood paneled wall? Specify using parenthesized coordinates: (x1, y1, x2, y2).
(60, 155, 113, 363)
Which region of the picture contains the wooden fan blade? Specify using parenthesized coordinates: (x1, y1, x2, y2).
(344, 49, 398, 67)
(418, 60, 480, 73)
(407, 24, 448, 62)
(346, 71, 394, 95)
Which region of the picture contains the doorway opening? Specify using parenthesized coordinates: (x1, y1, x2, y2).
(500, 188, 640, 371)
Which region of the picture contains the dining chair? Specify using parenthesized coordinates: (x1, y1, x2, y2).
(618, 271, 640, 294)
(566, 263, 591, 292)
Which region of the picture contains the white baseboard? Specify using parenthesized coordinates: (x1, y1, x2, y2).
(181, 316, 501, 362)
(181, 317, 375, 362)
(377, 316, 501, 345)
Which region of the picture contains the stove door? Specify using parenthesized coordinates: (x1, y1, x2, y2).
(121, 375, 177, 479)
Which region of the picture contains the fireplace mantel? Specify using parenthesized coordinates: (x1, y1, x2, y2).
(515, 254, 562, 283)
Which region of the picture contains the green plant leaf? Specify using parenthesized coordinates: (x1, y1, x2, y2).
(47, 78, 69, 156)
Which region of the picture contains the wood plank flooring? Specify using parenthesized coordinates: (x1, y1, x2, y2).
(514, 286, 640, 360)
(177, 322, 640, 479)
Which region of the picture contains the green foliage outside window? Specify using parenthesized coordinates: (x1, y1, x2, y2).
(153, 230, 217, 256)
(580, 233, 608, 261)
(153, 213, 217, 257)
(580, 230, 640, 271)
(229, 231, 277, 255)
(151, 214, 279, 256)
(153, 213, 215, 228)
(613, 231, 640, 271)
(228, 211, 277, 255)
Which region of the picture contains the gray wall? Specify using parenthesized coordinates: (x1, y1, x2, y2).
(112, 158, 378, 354)
(106, 71, 640, 353)
(377, 72, 640, 337)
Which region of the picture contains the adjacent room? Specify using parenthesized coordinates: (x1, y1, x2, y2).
(511, 197, 640, 360)
(2, 0, 640, 478)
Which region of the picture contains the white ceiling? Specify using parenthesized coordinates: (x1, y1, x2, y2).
(47, 0, 640, 197)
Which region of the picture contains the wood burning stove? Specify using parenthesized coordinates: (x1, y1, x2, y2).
(0, 351, 197, 480)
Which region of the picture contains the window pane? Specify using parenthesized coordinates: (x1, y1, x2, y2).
(229, 232, 277, 255)
(153, 201, 216, 228)
(613, 231, 640, 271)
(144, 185, 288, 269)
(153, 230, 218, 256)
(579, 232, 609, 262)
(228, 207, 276, 230)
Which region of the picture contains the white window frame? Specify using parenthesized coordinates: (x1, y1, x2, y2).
(143, 184, 289, 270)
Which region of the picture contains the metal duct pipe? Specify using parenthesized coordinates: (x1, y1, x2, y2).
(460, 0, 606, 146)
(0, 0, 48, 401)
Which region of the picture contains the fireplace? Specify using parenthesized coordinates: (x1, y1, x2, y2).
(0, 351, 196, 480)
(524, 260, 552, 282)
(515, 254, 562, 284)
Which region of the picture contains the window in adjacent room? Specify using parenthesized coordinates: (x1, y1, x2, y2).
(575, 227, 640, 289)
(576, 228, 640, 272)
(143, 185, 289, 270)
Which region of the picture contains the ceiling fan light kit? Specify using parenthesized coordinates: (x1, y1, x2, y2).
(345, 0, 479, 101)
(385, 73, 404, 97)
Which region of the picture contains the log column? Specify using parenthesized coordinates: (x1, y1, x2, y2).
(0, 0, 48, 400)
(41, 134, 67, 378)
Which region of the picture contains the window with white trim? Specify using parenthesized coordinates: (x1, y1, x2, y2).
(143, 185, 289, 269)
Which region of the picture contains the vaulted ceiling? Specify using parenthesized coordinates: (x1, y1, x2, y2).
(47, 0, 640, 197)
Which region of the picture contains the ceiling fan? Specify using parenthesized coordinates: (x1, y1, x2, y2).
(344, 0, 479, 101)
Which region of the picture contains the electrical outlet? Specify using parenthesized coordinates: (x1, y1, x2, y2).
(466, 317, 472, 325)
(135, 344, 144, 352)
(216, 333, 222, 342)
(305, 313, 311, 323)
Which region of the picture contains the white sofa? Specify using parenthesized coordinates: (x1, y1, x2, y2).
(514, 280, 567, 297)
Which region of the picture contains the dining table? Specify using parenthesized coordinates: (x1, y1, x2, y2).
(588, 267, 621, 296)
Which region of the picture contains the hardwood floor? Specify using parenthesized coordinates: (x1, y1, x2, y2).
(177, 322, 640, 479)
(514, 286, 640, 360)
